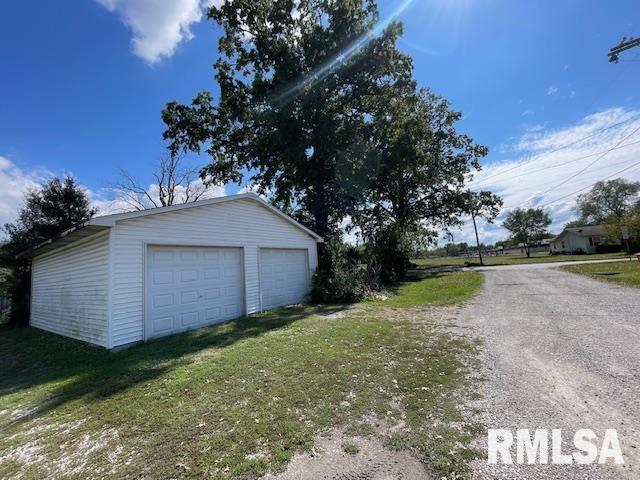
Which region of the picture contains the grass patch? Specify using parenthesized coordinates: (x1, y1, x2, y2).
(341, 442, 359, 455)
(560, 260, 640, 287)
(371, 271, 484, 308)
(0, 273, 484, 479)
(415, 251, 628, 268)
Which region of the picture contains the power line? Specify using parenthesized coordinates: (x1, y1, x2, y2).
(542, 159, 640, 208)
(471, 114, 640, 186)
(516, 154, 640, 192)
(471, 138, 640, 189)
(535, 123, 640, 198)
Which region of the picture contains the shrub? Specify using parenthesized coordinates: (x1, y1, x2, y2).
(311, 239, 367, 303)
(368, 227, 415, 284)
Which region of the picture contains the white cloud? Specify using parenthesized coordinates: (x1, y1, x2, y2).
(0, 156, 51, 233)
(0, 154, 227, 236)
(237, 183, 270, 200)
(339, 216, 361, 245)
(448, 107, 640, 246)
(547, 85, 558, 96)
(95, 0, 218, 64)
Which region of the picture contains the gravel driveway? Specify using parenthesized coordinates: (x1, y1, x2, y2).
(460, 262, 640, 479)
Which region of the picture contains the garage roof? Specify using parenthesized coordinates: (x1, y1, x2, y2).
(17, 193, 323, 259)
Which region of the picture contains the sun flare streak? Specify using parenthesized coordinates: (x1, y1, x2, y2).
(273, 0, 416, 103)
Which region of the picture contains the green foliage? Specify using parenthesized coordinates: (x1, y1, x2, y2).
(353, 90, 500, 281)
(311, 239, 366, 303)
(0, 176, 95, 326)
(502, 207, 552, 258)
(603, 203, 640, 244)
(576, 178, 640, 224)
(163, 0, 414, 238)
(366, 225, 415, 284)
(162, 0, 501, 284)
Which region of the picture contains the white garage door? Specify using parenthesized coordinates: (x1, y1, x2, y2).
(259, 248, 309, 310)
(146, 246, 244, 339)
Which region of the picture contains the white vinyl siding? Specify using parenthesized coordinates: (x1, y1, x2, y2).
(554, 232, 595, 254)
(110, 199, 318, 347)
(31, 230, 109, 347)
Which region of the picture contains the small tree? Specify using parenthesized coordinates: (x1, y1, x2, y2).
(461, 190, 503, 265)
(603, 203, 640, 246)
(113, 154, 212, 211)
(1, 176, 96, 326)
(502, 207, 552, 258)
(576, 178, 640, 224)
(354, 90, 499, 281)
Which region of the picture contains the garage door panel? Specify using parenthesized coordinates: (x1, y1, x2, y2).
(153, 293, 174, 309)
(153, 315, 174, 334)
(204, 268, 221, 281)
(180, 291, 199, 304)
(147, 246, 244, 339)
(151, 249, 174, 264)
(260, 249, 309, 310)
(179, 269, 199, 283)
(180, 311, 199, 328)
(152, 270, 173, 286)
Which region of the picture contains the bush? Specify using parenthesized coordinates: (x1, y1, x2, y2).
(311, 239, 367, 303)
(368, 227, 414, 284)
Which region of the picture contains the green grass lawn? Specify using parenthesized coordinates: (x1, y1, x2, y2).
(0, 271, 483, 479)
(370, 271, 484, 308)
(560, 260, 640, 288)
(414, 251, 629, 268)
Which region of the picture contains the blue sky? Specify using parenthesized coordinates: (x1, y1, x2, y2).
(1, 0, 640, 243)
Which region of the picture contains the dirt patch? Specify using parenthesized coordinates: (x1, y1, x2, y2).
(264, 429, 432, 480)
(0, 418, 126, 479)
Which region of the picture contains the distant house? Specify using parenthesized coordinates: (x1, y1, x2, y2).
(551, 225, 613, 254)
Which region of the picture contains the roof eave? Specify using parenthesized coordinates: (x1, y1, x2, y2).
(16, 224, 111, 259)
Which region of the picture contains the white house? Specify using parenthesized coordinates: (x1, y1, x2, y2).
(19, 193, 322, 349)
(551, 225, 608, 254)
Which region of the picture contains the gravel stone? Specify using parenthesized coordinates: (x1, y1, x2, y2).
(459, 262, 640, 479)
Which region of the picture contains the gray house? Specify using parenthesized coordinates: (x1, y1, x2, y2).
(551, 225, 609, 254)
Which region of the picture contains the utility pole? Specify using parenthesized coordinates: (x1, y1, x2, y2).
(471, 210, 483, 266)
(608, 36, 640, 63)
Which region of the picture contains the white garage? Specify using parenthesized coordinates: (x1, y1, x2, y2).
(21, 193, 322, 348)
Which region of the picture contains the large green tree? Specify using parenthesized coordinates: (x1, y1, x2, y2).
(353, 90, 500, 280)
(162, 0, 414, 238)
(502, 207, 552, 258)
(1, 176, 96, 326)
(576, 178, 640, 224)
